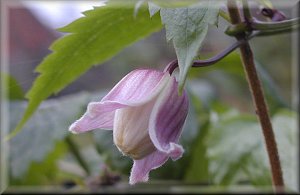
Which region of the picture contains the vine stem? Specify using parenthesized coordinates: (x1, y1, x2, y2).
(227, 0, 284, 192)
(165, 32, 259, 74)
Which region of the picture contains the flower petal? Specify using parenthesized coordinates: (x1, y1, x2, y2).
(149, 76, 189, 160)
(102, 69, 169, 106)
(129, 150, 168, 185)
(69, 69, 169, 133)
(69, 102, 123, 133)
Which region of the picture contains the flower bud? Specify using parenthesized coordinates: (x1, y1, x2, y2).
(113, 101, 157, 160)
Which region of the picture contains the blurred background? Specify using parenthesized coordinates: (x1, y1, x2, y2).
(1, 0, 298, 193)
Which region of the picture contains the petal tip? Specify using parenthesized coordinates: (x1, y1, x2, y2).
(129, 172, 149, 185)
(169, 143, 184, 161)
(68, 122, 81, 134)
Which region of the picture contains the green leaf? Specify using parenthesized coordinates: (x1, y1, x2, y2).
(159, 1, 219, 90)
(10, 2, 163, 139)
(148, 2, 161, 17)
(9, 92, 90, 178)
(151, 0, 200, 8)
(206, 109, 298, 191)
(207, 113, 268, 185)
(271, 110, 298, 192)
(11, 141, 67, 185)
(184, 119, 210, 182)
(1, 73, 24, 100)
(182, 82, 213, 181)
(254, 60, 289, 112)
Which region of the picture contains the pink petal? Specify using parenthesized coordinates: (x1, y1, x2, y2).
(149, 76, 189, 160)
(69, 69, 169, 133)
(102, 69, 168, 106)
(69, 102, 123, 133)
(129, 150, 169, 185)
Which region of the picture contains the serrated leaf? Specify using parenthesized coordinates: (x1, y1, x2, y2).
(10, 2, 162, 139)
(160, 1, 220, 90)
(148, 2, 161, 17)
(151, 0, 200, 8)
(1, 73, 24, 100)
(9, 92, 91, 178)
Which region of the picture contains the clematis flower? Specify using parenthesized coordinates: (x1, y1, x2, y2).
(69, 69, 189, 184)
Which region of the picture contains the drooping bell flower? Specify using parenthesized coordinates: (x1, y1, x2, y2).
(69, 69, 189, 184)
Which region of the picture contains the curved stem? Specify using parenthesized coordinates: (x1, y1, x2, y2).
(166, 32, 257, 74)
(225, 17, 300, 36)
(228, 0, 284, 192)
(251, 18, 300, 31)
(192, 32, 257, 67)
(256, 26, 300, 36)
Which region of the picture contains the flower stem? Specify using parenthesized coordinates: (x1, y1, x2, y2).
(227, 0, 284, 192)
(65, 135, 91, 175)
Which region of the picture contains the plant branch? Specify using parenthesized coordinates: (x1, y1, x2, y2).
(256, 27, 300, 36)
(252, 18, 300, 31)
(242, 0, 252, 21)
(228, 0, 284, 192)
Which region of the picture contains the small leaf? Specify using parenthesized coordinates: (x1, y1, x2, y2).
(159, 1, 220, 90)
(151, 0, 200, 8)
(10, 2, 163, 139)
(148, 2, 161, 17)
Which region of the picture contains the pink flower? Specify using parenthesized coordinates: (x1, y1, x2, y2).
(69, 69, 189, 184)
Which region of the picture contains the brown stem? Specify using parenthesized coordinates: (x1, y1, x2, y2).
(227, 0, 284, 192)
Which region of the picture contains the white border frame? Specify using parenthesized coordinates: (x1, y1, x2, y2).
(0, 0, 299, 193)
